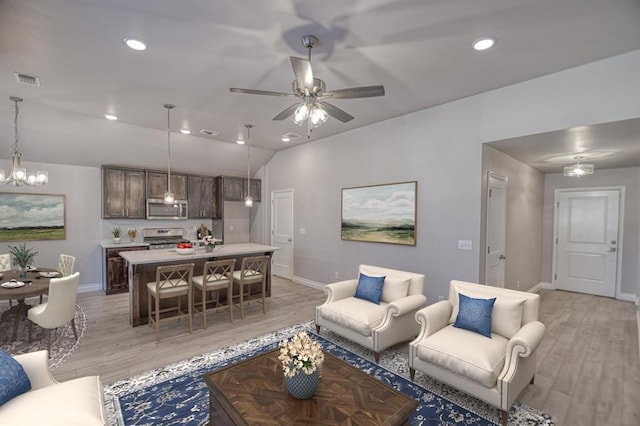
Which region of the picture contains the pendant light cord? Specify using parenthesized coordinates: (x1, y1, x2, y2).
(164, 104, 175, 194)
(11, 96, 22, 154)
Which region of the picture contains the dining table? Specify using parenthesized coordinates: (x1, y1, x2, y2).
(0, 267, 61, 342)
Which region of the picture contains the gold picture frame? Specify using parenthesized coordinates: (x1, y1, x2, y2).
(0, 193, 66, 241)
(341, 181, 417, 246)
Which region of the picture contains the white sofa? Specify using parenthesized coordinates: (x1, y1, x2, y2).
(0, 350, 106, 425)
(315, 264, 427, 362)
(409, 280, 545, 426)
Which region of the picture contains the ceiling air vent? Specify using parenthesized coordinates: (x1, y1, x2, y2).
(282, 132, 301, 140)
(200, 129, 220, 137)
(14, 72, 40, 87)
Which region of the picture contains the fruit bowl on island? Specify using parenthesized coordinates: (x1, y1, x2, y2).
(175, 243, 195, 255)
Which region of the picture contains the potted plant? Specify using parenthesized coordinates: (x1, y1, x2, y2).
(8, 243, 38, 278)
(278, 332, 325, 399)
(112, 226, 122, 243)
(127, 228, 137, 242)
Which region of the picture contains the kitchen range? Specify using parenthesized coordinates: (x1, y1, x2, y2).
(142, 227, 187, 249)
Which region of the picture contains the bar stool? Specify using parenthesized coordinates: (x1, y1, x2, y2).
(192, 259, 235, 329)
(231, 255, 269, 320)
(147, 263, 194, 342)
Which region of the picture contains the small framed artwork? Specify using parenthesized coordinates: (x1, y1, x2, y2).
(0, 193, 66, 241)
(341, 181, 417, 246)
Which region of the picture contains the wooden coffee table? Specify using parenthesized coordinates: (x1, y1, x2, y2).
(204, 349, 418, 425)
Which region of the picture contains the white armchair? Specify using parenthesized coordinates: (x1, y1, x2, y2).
(409, 280, 545, 426)
(0, 350, 106, 425)
(315, 264, 426, 362)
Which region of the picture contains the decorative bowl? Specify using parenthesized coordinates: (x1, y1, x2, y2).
(175, 247, 195, 255)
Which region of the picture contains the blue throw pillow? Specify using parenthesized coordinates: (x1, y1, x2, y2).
(453, 293, 496, 338)
(0, 349, 31, 405)
(353, 273, 385, 304)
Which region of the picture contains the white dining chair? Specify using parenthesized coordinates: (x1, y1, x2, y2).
(58, 254, 76, 277)
(0, 253, 11, 271)
(28, 272, 80, 355)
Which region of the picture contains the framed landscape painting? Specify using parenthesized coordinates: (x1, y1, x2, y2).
(0, 193, 66, 241)
(341, 181, 417, 246)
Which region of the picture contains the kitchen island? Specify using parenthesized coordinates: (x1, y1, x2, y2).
(120, 243, 279, 326)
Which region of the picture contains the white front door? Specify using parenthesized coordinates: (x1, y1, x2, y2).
(485, 172, 507, 287)
(554, 189, 620, 297)
(271, 189, 293, 279)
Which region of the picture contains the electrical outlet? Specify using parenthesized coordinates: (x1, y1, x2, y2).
(299, 228, 306, 235)
(229, 225, 234, 231)
(516, 280, 521, 289)
(457, 240, 472, 250)
(334, 272, 339, 280)
(438, 296, 444, 302)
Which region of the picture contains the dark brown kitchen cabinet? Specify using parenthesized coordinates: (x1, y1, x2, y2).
(146, 171, 187, 200)
(102, 166, 146, 219)
(105, 246, 148, 294)
(221, 176, 261, 202)
(187, 175, 219, 218)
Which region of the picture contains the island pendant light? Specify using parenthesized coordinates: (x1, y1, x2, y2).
(244, 124, 253, 207)
(563, 155, 594, 177)
(0, 96, 48, 186)
(163, 103, 175, 204)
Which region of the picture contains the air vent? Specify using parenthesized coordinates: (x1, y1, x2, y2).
(200, 129, 220, 137)
(14, 72, 40, 86)
(282, 132, 301, 140)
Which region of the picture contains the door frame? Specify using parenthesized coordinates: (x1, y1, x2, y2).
(485, 171, 508, 287)
(551, 186, 625, 299)
(270, 188, 294, 279)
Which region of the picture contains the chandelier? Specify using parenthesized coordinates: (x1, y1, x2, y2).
(563, 156, 594, 177)
(0, 97, 48, 186)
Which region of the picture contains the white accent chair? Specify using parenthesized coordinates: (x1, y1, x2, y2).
(315, 264, 427, 362)
(0, 350, 106, 425)
(28, 272, 80, 353)
(409, 280, 546, 426)
(58, 254, 76, 277)
(0, 253, 11, 271)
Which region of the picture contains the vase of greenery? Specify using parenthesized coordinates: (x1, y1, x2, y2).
(112, 226, 122, 244)
(8, 243, 38, 278)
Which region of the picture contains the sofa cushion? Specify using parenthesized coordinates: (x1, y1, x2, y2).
(317, 297, 387, 336)
(0, 350, 31, 406)
(453, 293, 495, 338)
(0, 375, 105, 425)
(381, 277, 410, 303)
(354, 273, 385, 304)
(415, 325, 508, 388)
(450, 290, 525, 339)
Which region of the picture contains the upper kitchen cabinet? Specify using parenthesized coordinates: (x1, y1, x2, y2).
(102, 166, 146, 219)
(146, 171, 187, 200)
(221, 176, 261, 202)
(187, 175, 219, 219)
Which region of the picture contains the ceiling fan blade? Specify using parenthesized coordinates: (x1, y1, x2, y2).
(272, 103, 300, 121)
(290, 57, 314, 93)
(230, 88, 294, 97)
(322, 85, 385, 99)
(321, 102, 354, 123)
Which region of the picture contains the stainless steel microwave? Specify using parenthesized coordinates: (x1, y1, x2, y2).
(146, 198, 188, 220)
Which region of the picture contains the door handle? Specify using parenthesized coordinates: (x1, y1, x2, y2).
(498, 254, 506, 260)
(608, 247, 616, 252)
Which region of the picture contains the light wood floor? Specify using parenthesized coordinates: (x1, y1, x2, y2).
(10, 280, 639, 426)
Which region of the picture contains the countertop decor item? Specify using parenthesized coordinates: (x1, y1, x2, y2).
(201, 235, 217, 252)
(112, 227, 121, 244)
(127, 228, 137, 242)
(7, 243, 38, 278)
(278, 331, 324, 399)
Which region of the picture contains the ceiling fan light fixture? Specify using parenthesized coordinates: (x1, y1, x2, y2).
(293, 102, 310, 126)
(563, 156, 594, 177)
(309, 104, 328, 128)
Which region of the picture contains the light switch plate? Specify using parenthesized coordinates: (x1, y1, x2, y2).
(299, 228, 306, 235)
(457, 240, 472, 250)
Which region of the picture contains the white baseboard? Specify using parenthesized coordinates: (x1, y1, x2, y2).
(528, 282, 553, 293)
(292, 276, 324, 291)
(617, 292, 638, 303)
(79, 282, 103, 293)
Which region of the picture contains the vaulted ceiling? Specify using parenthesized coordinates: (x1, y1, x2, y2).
(1, 0, 639, 176)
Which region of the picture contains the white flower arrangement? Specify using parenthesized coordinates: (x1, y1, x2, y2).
(201, 235, 215, 246)
(278, 332, 325, 378)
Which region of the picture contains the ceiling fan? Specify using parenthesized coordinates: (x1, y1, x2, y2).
(230, 35, 385, 133)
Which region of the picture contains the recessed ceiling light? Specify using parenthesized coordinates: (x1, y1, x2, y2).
(282, 137, 291, 142)
(472, 37, 496, 51)
(104, 113, 118, 121)
(180, 129, 191, 135)
(124, 37, 147, 51)
(236, 139, 245, 145)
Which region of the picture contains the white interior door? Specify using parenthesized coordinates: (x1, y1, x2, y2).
(485, 172, 507, 287)
(271, 189, 293, 279)
(554, 189, 619, 297)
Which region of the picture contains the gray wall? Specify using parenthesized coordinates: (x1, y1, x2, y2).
(265, 50, 640, 303)
(480, 145, 544, 292)
(541, 167, 640, 298)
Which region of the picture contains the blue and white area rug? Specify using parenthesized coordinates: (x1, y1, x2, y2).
(104, 322, 555, 426)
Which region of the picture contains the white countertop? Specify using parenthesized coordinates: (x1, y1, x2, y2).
(100, 241, 150, 249)
(119, 243, 279, 265)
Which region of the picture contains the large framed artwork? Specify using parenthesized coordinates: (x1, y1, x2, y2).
(0, 193, 66, 241)
(341, 181, 417, 246)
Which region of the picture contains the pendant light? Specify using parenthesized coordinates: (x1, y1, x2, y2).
(0, 96, 48, 186)
(244, 124, 253, 207)
(563, 155, 594, 177)
(163, 103, 175, 203)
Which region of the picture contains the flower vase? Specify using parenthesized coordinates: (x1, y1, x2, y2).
(205, 245, 214, 253)
(18, 266, 27, 279)
(284, 370, 320, 399)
